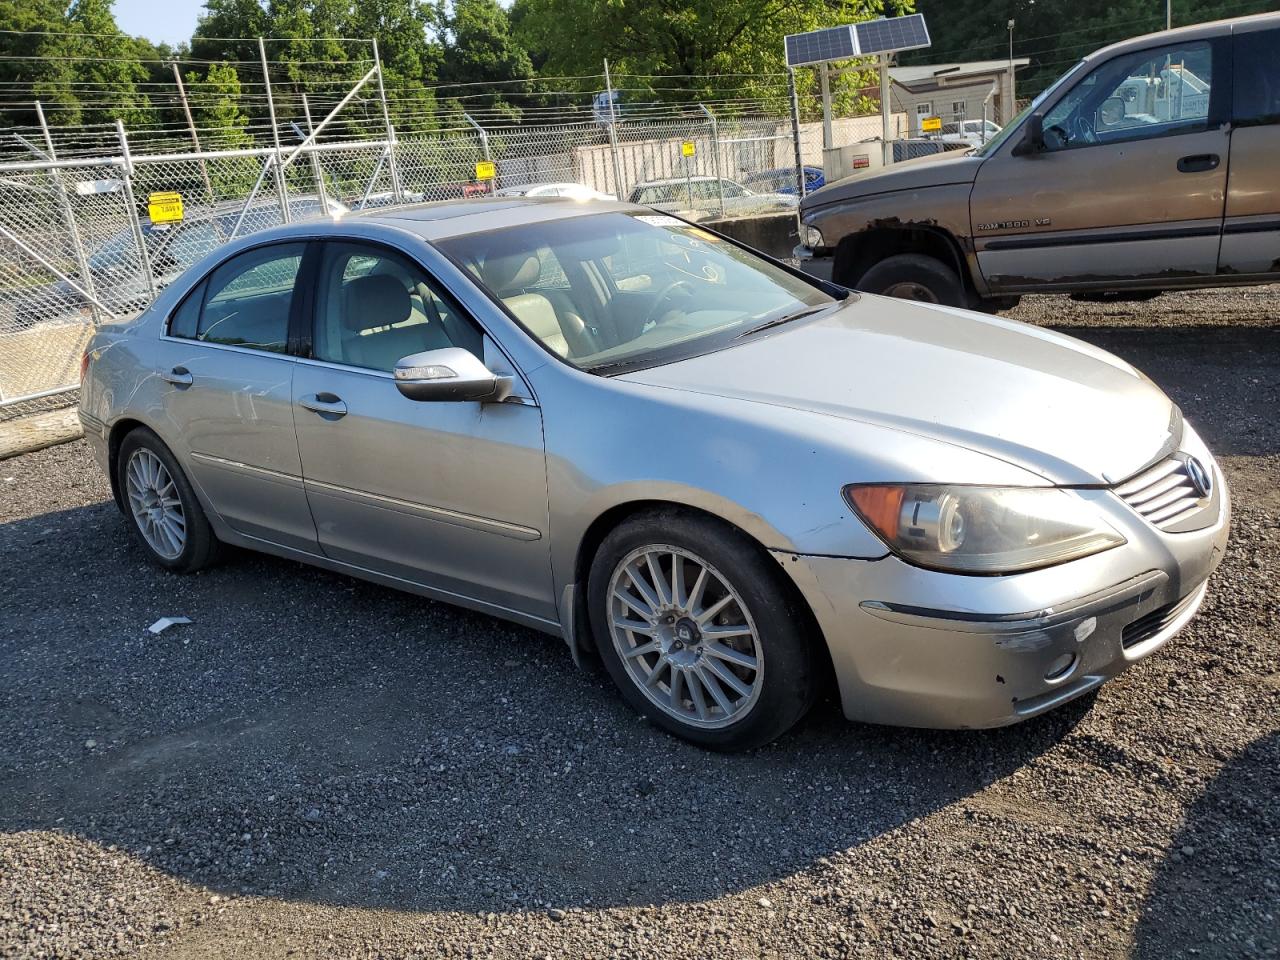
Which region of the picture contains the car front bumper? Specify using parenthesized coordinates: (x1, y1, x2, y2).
(775, 463, 1231, 730)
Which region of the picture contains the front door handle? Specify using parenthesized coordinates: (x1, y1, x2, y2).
(1177, 153, 1220, 173)
(298, 393, 348, 418)
(160, 366, 193, 387)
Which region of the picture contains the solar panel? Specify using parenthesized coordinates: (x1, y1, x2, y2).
(855, 14, 931, 56)
(785, 26, 858, 68)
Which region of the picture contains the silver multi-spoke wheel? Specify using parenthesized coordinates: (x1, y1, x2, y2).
(124, 448, 186, 560)
(607, 544, 763, 729)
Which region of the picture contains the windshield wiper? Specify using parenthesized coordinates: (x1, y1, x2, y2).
(734, 306, 825, 340)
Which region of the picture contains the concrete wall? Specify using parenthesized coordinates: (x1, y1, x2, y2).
(704, 211, 798, 260)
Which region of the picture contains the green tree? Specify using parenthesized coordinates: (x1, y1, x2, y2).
(438, 0, 535, 119)
(0, 0, 79, 128)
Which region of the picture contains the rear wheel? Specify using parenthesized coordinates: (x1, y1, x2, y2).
(117, 427, 219, 573)
(588, 509, 816, 751)
(857, 253, 967, 307)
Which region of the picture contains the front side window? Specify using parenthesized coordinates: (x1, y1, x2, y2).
(1233, 28, 1280, 126)
(438, 212, 838, 374)
(177, 243, 304, 352)
(312, 242, 482, 372)
(1041, 41, 1213, 150)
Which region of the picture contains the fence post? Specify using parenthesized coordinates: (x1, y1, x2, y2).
(603, 59, 625, 201)
(114, 119, 157, 299)
(171, 62, 215, 204)
(699, 104, 724, 217)
(372, 39, 405, 203)
(35, 101, 101, 325)
(258, 37, 291, 223)
(464, 113, 491, 161)
(301, 94, 331, 216)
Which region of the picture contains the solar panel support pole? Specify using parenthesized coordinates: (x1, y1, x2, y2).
(819, 63, 833, 152)
(880, 54, 893, 166)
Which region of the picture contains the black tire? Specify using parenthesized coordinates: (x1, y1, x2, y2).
(587, 508, 817, 751)
(116, 427, 220, 573)
(856, 253, 968, 307)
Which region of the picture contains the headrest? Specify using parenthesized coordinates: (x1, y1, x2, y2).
(483, 251, 541, 295)
(341, 274, 410, 331)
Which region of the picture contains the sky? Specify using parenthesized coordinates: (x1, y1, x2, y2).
(115, 0, 206, 47)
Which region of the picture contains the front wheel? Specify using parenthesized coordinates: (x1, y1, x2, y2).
(856, 253, 968, 307)
(587, 510, 817, 751)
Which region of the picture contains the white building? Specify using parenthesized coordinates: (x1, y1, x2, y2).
(889, 58, 1031, 136)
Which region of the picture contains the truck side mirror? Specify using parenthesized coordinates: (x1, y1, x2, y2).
(1012, 113, 1045, 157)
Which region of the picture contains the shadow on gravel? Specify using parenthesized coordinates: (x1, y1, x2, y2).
(1131, 731, 1280, 959)
(0, 503, 1091, 915)
(1047, 323, 1280, 458)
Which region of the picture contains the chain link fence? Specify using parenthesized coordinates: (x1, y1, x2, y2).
(0, 97, 915, 435)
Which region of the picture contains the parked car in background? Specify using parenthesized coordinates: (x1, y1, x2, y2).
(628, 176, 798, 217)
(938, 119, 1002, 148)
(743, 166, 825, 196)
(13, 195, 347, 324)
(495, 182, 616, 201)
(796, 12, 1280, 309)
(82, 196, 1227, 750)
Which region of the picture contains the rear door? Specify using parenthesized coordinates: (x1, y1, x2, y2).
(156, 241, 317, 552)
(970, 37, 1230, 291)
(1218, 22, 1280, 278)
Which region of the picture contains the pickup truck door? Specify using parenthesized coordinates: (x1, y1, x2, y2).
(970, 37, 1229, 292)
(1218, 23, 1280, 278)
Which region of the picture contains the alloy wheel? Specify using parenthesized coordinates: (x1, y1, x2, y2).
(882, 281, 940, 303)
(124, 448, 186, 560)
(607, 544, 764, 729)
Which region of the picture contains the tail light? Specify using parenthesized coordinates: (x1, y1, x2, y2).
(79, 350, 91, 383)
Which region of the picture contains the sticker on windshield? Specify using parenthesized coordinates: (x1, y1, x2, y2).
(635, 214, 684, 228)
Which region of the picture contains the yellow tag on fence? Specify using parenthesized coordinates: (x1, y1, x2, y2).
(147, 191, 184, 224)
(921, 116, 942, 133)
(475, 160, 496, 181)
(680, 141, 696, 157)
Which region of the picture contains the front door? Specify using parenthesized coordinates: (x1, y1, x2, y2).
(156, 241, 317, 552)
(971, 37, 1228, 292)
(291, 240, 555, 621)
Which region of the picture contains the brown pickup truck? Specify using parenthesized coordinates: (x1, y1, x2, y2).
(796, 12, 1280, 309)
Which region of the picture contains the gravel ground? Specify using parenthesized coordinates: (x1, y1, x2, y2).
(1, 287, 1277, 959)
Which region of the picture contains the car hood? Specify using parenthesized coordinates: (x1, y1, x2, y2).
(801, 151, 983, 211)
(619, 296, 1177, 485)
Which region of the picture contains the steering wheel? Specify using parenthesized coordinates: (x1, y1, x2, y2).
(1070, 114, 1097, 146)
(643, 278, 696, 326)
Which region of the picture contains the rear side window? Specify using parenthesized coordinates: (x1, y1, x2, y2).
(178, 243, 305, 353)
(1234, 29, 1280, 126)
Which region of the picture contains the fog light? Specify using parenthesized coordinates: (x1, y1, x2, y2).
(1044, 652, 1077, 682)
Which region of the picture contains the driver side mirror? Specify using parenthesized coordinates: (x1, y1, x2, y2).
(1011, 113, 1045, 157)
(394, 347, 512, 403)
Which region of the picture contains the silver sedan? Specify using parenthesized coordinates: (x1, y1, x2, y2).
(79, 198, 1229, 750)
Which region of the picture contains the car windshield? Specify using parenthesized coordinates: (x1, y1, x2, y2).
(974, 61, 1084, 157)
(438, 211, 839, 374)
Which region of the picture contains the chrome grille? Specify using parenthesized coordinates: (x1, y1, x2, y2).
(1113, 457, 1208, 530)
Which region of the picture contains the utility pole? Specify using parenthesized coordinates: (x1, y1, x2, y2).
(1166, 0, 1172, 30)
(171, 61, 214, 204)
(258, 37, 290, 224)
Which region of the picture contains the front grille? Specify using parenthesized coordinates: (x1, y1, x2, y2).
(1113, 457, 1208, 530)
(1121, 589, 1201, 649)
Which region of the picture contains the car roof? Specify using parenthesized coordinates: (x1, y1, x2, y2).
(351, 195, 643, 241)
(1087, 10, 1278, 62)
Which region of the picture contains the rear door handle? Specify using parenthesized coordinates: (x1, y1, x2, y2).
(160, 366, 193, 387)
(298, 393, 348, 418)
(1177, 153, 1220, 173)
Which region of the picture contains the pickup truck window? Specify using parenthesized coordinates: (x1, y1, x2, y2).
(1234, 28, 1280, 126)
(1041, 41, 1212, 151)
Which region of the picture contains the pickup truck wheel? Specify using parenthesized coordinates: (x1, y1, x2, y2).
(857, 254, 966, 307)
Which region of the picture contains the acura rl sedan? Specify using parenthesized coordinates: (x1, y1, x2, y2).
(78, 197, 1229, 750)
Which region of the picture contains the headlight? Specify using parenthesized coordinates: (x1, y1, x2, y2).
(802, 224, 824, 248)
(844, 484, 1126, 574)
